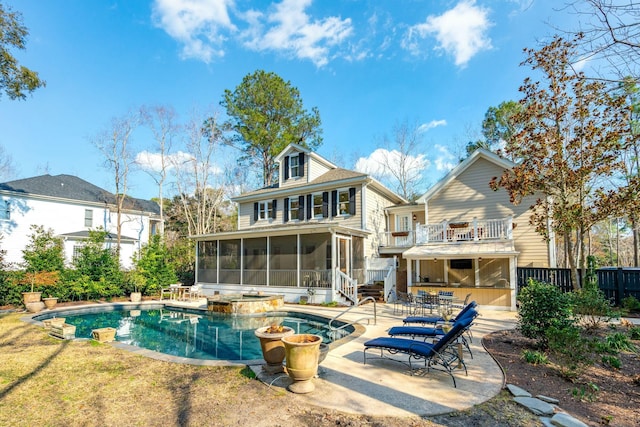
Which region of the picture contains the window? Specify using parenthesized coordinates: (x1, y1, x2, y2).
(312, 193, 323, 218)
(254, 200, 277, 221)
(288, 197, 299, 221)
(284, 153, 305, 180)
(397, 215, 410, 231)
(84, 209, 93, 227)
(289, 155, 299, 178)
(0, 200, 9, 220)
(338, 189, 351, 215)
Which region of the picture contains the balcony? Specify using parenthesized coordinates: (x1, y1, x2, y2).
(379, 217, 513, 248)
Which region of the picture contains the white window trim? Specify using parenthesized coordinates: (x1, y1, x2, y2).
(258, 200, 274, 221)
(289, 154, 300, 179)
(288, 197, 300, 221)
(336, 188, 352, 216)
(312, 192, 323, 219)
(396, 214, 412, 231)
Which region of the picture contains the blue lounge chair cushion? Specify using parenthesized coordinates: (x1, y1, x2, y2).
(404, 300, 477, 325)
(388, 325, 443, 337)
(364, 337, 436, 358)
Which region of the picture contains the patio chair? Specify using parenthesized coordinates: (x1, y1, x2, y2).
(363, 315, 474, 387)
(393, 291, 416, 315)
(387, 307, 478, 358)
(403, 300, 477, 326)
(451, 293, 472, 311)
(186, 284, 203, 301)
(160, 283, 181, 300)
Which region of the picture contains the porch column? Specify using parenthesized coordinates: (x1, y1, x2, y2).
(509, 256, 517, 311)
(266, 236, 270, 287)
(331, 231, 337, 295)
(475, 258, 481, 287)
(296, 234, 301, 287)
(240, 238, 244, 286)
(216, 240, 220, 284)
(407, 259, 413, 294)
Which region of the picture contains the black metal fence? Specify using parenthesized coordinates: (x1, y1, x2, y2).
(517, 267, 640, 306)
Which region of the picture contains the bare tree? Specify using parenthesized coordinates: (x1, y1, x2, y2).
(172, 110, 226, 236)
(139, 105, 178, 235)
(92, 112, 138, 258)
(0, 144, 16, 181)
(565, 0, 640, 80)
(366, 119, 427, 201)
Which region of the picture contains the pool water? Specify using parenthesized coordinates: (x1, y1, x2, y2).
(42, 306, 353, 361)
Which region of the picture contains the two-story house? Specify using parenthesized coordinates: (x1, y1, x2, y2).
(196, 146, 555, 310)
(0, 174, 161, 269)
(379, 149, 555, 310)
(194, 143, 407, 304)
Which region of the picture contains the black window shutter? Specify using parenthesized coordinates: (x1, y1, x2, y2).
(331, 190, 337, 217)
(298, 195, 305, 220)
(349, 187, 356, 215)
(272, 199, 277, 219)
(299, 153, 305, 177)
(284, 156, 289, 180)
(306, 194, 312, 219)
(322, 192, 329, 218)
(254, 202, 259, 221)
(284, 198, 289, 222)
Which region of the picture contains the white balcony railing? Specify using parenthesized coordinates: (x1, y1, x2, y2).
(379, 216, 513, 248)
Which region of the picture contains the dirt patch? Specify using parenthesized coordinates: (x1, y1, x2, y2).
(483, 328, 640, 426)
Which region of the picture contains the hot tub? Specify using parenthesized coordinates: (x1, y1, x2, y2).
(206, 294, 285, 314)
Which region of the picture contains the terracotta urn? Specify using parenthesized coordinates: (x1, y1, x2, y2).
(282, 334, 322, 393)
(254, 325, 295, 374)
(43, 297, 58, 309)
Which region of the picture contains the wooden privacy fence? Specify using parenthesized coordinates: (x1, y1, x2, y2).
(517, 267, 640, 306)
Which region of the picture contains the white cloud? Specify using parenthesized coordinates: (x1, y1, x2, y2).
(418, 119, 447, 132)
(241, 0, 353, 67)
(152, 0, 236, 63)
(403, 0, 492, 67)
(354, 148, 429, 178)
(433, 144, 456, 172)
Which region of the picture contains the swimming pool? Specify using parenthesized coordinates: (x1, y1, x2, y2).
(34, 305, 354, 362)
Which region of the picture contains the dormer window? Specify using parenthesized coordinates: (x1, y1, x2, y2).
(284, 153, 305, 180)
(290, 155, 299, 178)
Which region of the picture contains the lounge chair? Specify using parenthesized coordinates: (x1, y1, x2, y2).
(403, 300, 477, 326)
(363, 315, 474, 387)
(388, 308, 478, 357)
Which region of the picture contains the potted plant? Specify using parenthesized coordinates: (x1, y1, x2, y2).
(254, 324, 295, 374)
(42, 295, 58, 309)
(282, 333, 322, 393)
(22, 271, 59, 313)
(129, 272, 144, 303)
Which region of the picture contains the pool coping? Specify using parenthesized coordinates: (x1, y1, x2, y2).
(22, 300, 365, 367)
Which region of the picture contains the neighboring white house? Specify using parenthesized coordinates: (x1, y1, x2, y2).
(0, 174, 161, 269)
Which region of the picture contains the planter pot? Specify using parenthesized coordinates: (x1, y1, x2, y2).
(254, 326, 295, 374)
(22, 291, 42, 305)
(25, 301, 45, 313)
(130, 292, 142, 303)
(43, 297, 58, 309)
(282, 334, 322, 393)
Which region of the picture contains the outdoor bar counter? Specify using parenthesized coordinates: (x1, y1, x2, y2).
(410, 284, 512, 309)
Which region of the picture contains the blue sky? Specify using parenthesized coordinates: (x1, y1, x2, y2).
(0, 0, 578, 201)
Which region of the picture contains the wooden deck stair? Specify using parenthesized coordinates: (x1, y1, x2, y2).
(357, 282, 385, 302)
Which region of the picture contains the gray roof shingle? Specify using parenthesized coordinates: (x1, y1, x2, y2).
(0, 174, 160, 214)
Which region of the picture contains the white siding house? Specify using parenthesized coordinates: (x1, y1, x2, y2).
(0, 174, 160, 269)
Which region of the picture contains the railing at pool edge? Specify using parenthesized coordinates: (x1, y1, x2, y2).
(328, 296, 377, 334)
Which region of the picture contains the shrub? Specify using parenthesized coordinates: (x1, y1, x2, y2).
(621, 295, 640, 313)
(517, 279, 573, 348)
(546, 325, 594, 380)
(628, 326, 640, 340)
(571, 264, 619, 330)
(603, 332, 637, 354)
(21, 225, 65, 273)
(132, 234, 177, 295)
(72, 228, 123, 285)
(601, 355, 621, 369)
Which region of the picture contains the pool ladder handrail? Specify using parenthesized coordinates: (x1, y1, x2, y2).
(328, 296, 377, 332)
